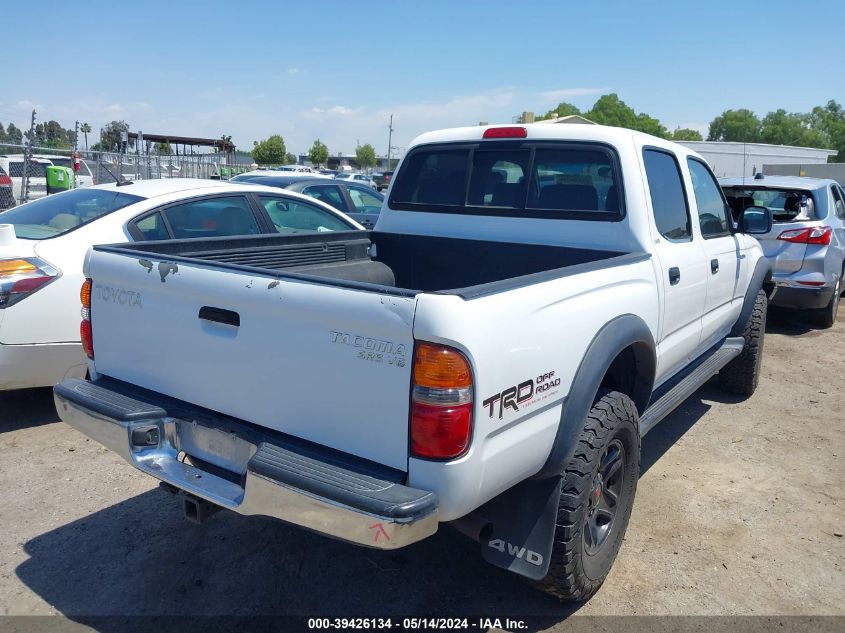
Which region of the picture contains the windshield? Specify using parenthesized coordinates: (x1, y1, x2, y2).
(0, 188, 143, 239)
(723, 187, 816, 223)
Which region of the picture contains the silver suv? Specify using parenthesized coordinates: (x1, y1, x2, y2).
(721, 175, 845, 327)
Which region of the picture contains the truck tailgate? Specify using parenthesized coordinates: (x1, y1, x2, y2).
(87, 249, 416, 471)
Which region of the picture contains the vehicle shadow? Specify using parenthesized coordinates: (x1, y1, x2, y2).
(640, 377, 744, 475)
(16, 487, 579, 630)
(765, 305, 832, 336)
(0, 386, 59, 433)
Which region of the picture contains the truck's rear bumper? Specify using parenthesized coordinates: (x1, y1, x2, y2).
(54, 378, 438, 549)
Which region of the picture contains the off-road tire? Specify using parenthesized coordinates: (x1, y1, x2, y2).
(537, 390, 640, 601)
(815, 269, 842, 329)
(719, 289, 767, 396)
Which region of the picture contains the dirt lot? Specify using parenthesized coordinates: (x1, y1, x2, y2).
(0, 308, 843, 630)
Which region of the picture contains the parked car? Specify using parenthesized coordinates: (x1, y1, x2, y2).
(334, 172, 378, 189)
(371, 171, 394, 192)
(0, 165, 15, 210)
(32, 154, 95, 188)
(0, 178, 361, 390)
(0, 156, 52, 203)
(55, 124, 772, 602)
(721, 175, 845, 327)
(233, 175, 385, 228)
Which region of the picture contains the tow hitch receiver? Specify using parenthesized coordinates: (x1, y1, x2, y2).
(182, 493, 221, 525)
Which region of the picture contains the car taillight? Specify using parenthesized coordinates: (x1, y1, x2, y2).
(80, 278, 94, 359)
(410, 342, 473, 459)
(777, 226, 832, 245)
(0, 257, 60, 308)
(0, 174, 11, 186)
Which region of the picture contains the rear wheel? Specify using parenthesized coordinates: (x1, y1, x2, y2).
(720, 289, 767, 396)
(537, 390, 639, 601)
(815, 270, 842, 329)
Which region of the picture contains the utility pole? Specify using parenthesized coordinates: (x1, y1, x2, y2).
(21, 109, 36, 203)
(74, 120, 79, 151)
(386, 114, 394, 171)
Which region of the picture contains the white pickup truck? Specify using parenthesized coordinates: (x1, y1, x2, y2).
(55, 124, 773, 601)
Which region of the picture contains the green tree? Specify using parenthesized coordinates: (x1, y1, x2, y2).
(536, 102, 582, 121)
(6, 124, 22, 145)
(80, 122, 91, 150)
(671, 127, 703, 141)
(0, 123, 6, 144)
(355, 143, 376, 170)
(582, 93, 669, 138)
(308, 139, 329, 168)
(285, 152, 297, 165)
(760, 109, 829, 148)
(707, 109, 761, 142)
(808, 100, 845, 161)
(585, 94, 638, 130)
(99, 120, 131, 152)
(252, 134, 287, 165)
(155, 142, 172, 155)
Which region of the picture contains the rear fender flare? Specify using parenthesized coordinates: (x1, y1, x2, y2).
(535, 313, 655, 480)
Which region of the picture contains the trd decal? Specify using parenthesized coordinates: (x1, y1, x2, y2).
(483, 370, 561, 419)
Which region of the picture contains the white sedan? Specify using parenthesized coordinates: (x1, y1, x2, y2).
(0, 178, 363, 390)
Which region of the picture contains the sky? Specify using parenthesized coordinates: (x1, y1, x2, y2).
(2, 0, 843, 158)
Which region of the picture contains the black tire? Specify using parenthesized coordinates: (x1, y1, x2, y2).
(537, 390, 640, 601)
(719, 288, 767, 396)
(815, 270, 842, 329)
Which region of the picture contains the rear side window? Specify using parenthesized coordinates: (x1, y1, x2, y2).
(134, 212, 170, 240)
(643, 149, 690, 240)
(258, 195, 353, 233)
(390, 143, 622, 219)
(687, 158, 731, 238)
(0, 188, 143, 239)
(163, 196, 260, 239)
(347, 186, 383, 214)
(302, 184, 349, 213)
(831, 185, 845, 219)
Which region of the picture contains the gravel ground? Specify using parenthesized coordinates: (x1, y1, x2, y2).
(0, 308, 842, 631)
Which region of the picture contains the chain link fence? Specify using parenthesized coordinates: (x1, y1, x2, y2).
(0, 143, 254, 208)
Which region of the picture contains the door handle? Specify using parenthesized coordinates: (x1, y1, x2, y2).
(199, 306, 240, 327)
(668, 267, 681, 285)
(711, 258, 720, 274)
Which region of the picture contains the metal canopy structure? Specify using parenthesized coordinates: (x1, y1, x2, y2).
(127, 132, 234, 154)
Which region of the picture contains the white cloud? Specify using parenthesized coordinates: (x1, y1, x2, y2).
(293, 88, 518, 154)
(287, 67, 301, 76)
(535, 87, 608, 102)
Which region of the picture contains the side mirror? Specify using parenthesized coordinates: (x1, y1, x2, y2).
(740, 205, 772, 234)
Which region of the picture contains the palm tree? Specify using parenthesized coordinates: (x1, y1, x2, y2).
(80, 123, 91, 150)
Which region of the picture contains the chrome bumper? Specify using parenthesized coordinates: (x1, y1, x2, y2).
(54, 380, 438, 550)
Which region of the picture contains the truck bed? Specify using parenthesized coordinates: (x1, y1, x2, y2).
(95, 230, 640, 299)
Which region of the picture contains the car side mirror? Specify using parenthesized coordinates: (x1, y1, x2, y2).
(740, 205, 772, 234)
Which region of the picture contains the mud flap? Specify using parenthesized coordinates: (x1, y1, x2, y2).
(476, 475, 562, 580)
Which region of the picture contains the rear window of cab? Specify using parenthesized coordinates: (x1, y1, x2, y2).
(388, 142, 623, 220)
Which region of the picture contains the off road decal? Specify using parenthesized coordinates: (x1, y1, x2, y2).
(483, 370, 561, 419)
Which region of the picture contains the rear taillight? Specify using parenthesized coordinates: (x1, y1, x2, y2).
(80, 278, 93, 359)
(777, 226, 832, 245)
(0, 257, 60, 308)
(0, 174, 11, 186)
(410, 342, 473, 459)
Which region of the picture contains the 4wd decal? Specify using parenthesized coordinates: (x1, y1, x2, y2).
(483, 370, 561, 419)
